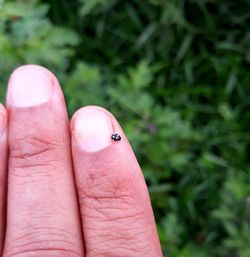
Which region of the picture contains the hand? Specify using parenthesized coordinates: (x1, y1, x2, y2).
(0, 65, 163, 257)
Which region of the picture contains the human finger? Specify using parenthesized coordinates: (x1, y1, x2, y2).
(0, 104, 7, 255)
(71, 106, 163, 257)
(3, 65, 84, 257)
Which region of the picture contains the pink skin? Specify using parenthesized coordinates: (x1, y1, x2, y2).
(0, 104, 7, 255)
(0, 65, 163, 257)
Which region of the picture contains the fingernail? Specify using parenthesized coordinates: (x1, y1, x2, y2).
(73, 108, 113, 152)
(0, 105, 7, 139)
(7, 65, 53, 107)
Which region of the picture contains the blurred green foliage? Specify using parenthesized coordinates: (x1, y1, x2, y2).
(1, 0, 250, 256)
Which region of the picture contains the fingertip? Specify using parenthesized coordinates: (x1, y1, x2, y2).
(7, 65, 63, 108)
(71, 105, 114, 128)
(9, 65, 57, 85)
(71, 106, 123, 153)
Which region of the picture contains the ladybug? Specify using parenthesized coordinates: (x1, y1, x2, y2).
(111, 133, 121, 141)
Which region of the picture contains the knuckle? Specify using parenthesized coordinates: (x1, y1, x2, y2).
(9, 134, 61, 172)
(4, 227, 81, 257)
(4, 249, 81, 257)
(11, 134, 60, 159)
(78, 174, 146, 222)
(4, 250, 80, 257)
(77, 169, 157, 257)
(87, 229, 153, 257)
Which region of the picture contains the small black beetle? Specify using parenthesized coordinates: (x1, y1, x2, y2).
(111, 133, 121, 141)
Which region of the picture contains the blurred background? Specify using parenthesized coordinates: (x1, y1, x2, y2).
(1, 0, 250, 256)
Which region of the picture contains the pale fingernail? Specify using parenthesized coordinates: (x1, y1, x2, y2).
(7, 65, 53, 107)
(0, 105, 7, 139)
(73, 108, 113, 152)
